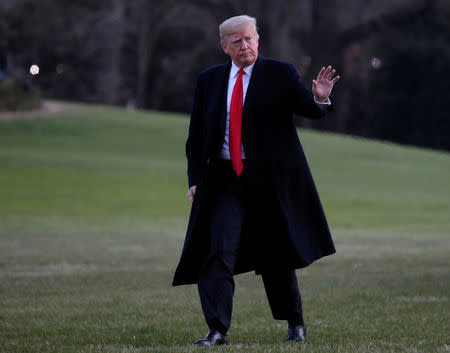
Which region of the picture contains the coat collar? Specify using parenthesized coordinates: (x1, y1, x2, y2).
(222, 55, 265, 108)
(217, 56, 265, 140)
(230, 60, 256, 79)
(242, 56, 264, 121)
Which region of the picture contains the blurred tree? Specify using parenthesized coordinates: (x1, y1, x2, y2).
(368, 2, 450, 150)
(1, 0, 449, 150)
(130, 0, 221, 109)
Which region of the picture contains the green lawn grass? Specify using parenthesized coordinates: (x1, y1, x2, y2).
(0, 102, 449, 353)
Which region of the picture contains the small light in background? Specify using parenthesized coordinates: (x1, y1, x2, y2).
(56, 63, 65, 74)
(30, 64, 40, 75)
(370, 57, 382, 69)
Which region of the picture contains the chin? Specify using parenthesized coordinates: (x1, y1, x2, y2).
(239, 57, 255, 67)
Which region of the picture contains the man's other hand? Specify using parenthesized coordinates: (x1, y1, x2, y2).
(188, 185, 197, 202)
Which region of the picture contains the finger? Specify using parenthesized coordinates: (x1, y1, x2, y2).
(327, 69, 336, 80)
(317, 67, 325, 80)
(331, 75, 341, 84)
(324, 65, 332, 77)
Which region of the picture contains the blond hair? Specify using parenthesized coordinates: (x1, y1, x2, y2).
(219, 15, 259, 44)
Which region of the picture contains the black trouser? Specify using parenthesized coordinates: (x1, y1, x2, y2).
(197, 160, 304, 335)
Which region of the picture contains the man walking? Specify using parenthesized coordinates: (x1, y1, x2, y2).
(173, 14, 340, 345)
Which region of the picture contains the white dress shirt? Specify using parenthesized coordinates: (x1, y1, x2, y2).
(220, 60, 331, 159)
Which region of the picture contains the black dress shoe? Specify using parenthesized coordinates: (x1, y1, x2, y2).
(285, 325, 307, 342)
(194, 330, 229, 346)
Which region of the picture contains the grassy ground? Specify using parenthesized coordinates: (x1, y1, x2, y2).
(0, 102, 449, 353)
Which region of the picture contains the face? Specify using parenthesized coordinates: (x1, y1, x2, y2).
(222, 26, 259, 68)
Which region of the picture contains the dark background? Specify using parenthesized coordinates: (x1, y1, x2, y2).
(1, 0, 449, 150)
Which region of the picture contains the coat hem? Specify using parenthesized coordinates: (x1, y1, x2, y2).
(172, 249, 336, 286)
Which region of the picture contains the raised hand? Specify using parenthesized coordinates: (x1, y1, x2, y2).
(312, 66, 340, 102)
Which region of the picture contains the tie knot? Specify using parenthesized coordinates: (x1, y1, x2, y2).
(238, 68, 245, 76)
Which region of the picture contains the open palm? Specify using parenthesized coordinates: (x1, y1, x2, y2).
(312, 66, 340, 102)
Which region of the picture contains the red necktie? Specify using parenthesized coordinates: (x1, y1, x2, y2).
(230, 68, 245, 176)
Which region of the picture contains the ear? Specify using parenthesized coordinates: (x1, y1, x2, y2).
(254, 33, 259, 49)
(221, 40, 229, 55)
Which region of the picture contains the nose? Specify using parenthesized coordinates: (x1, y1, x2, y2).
(241, 40, 249, 50)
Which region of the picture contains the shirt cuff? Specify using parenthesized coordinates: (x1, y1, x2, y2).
(314, 97, 331, 110)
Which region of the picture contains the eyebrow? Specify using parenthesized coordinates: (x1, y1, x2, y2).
(231, 36, 252, 42)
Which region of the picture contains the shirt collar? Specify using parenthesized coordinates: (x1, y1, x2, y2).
(230, 60, 256, 78)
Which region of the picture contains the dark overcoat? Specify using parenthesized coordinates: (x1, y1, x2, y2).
(172, 56, 335, 286)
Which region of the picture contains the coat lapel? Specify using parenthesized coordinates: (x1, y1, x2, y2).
(242, 56, 265, 124)
(218, 61, 232, 142)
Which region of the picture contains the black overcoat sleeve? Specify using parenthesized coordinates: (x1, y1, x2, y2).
(285, 63, 334, 119)
(186, 74, 204, 188)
